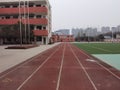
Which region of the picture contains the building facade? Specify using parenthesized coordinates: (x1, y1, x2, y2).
(54, 29, 70, 35)
(101, 26, 110, 34)
(52, 34, 75, 42)
(72, 28, 84, 38)
(0, 0, 51, 45)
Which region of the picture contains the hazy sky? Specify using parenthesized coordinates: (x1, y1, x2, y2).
(49, 0, 120, 31)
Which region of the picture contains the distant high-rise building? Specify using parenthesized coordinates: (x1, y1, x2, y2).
(117, 25, 120, 32)
(111, 27, 118, 33)
(72, 27, 98, 37)
(101, 26, 110, 34)
(85, 27, 98, 37)
(91, 28, 98, 36)
(54, 29, 70, 35)
(72, 28, 84, 38)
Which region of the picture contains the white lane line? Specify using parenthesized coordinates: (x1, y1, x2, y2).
(56, 43, 66, 90)
(16, 45, 61, 90)
(74, 45, 120, 80)
(96, 61, 120, 80)
(69, 44, 98, 90)
(0, 45, 60, 79)
(86, 59, 97, 62)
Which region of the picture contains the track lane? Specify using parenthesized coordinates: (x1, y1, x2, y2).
(69, 44, 97, 90)
(17, 43, 65, 90)
(56, 43, 66, 90)
(71, 44, 120, 90)
(58, 43, 95, 90)
(0, 44, 61, 90)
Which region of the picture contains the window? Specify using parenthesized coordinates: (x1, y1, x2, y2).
(29, 15, 34, 18)
(5, 6, 10, 8)
(1, 16, 5, 19)
(37, 36, 42, 41)
(6, 16, 10, 19)
(43, 5, 46, 7)
(29, 3, 34, 7)
(29, 5, 33, 7)
(36, 4, 41, 7)
(43, 27, 46, 30)
(37, 26, 42, 30)
(13, 5, 18, 8)
(13, 16, 18, 19)
(36, 15, 41, 18)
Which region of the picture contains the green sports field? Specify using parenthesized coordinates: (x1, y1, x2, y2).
(74, 43, 120, 54)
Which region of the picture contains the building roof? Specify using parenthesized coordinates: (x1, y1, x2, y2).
(0, 0, 51, 8)
(0, 0, 44, 2)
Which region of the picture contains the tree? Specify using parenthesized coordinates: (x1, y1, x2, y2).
(76, 31, 81, 41)
(98, 34, 104, 41)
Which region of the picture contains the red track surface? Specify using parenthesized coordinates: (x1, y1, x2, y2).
(0, 43, 120, 90)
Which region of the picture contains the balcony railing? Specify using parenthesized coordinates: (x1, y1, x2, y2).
(29, 18, 47, 25)
(0, 19, 18, 25)
(0, 7, 47, 15)
(0, 18, 48, 25)
(33, 30, 48, 36)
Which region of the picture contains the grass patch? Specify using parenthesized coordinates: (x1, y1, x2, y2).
(74, 43, 120, 54)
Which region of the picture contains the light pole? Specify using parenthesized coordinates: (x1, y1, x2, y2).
(24, 1, 27, 44)
(19, 0, 22, 46)
(112, 28, 114, 43)
(27, 0, 30, 44)
(87, 28, 90, 43)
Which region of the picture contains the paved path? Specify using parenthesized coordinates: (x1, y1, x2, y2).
(0, 43, 59, 73)
(0, 43, 120, 90)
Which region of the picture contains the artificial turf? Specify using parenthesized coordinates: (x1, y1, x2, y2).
(73, 43, 120, 54)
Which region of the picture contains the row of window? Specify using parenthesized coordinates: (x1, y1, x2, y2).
(0, 15, 46, 19)
(35, 26, 46, 30)
(0, 4, 46, 8)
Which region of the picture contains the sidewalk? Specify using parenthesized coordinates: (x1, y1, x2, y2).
(0, 43, 60, 73)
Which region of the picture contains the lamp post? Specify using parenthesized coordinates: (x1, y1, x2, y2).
(24, 1, 27, 44)
(112, 28, 114, 43)
(27, 0, 30, 44)
(19, 0, 22, 46)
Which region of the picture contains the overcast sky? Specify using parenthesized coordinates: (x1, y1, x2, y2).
(49, 0, 120, 31)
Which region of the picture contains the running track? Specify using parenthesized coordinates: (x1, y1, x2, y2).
(0, 43, 120, 90)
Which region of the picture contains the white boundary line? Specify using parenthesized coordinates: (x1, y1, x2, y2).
(56, 43, 66, 90)
(69, 44, 98, 90)
(16, 45, 61, 90)
(95, 62, 120, 80)
(0, 45, 60, 79)
(73, 45, 120, 80)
